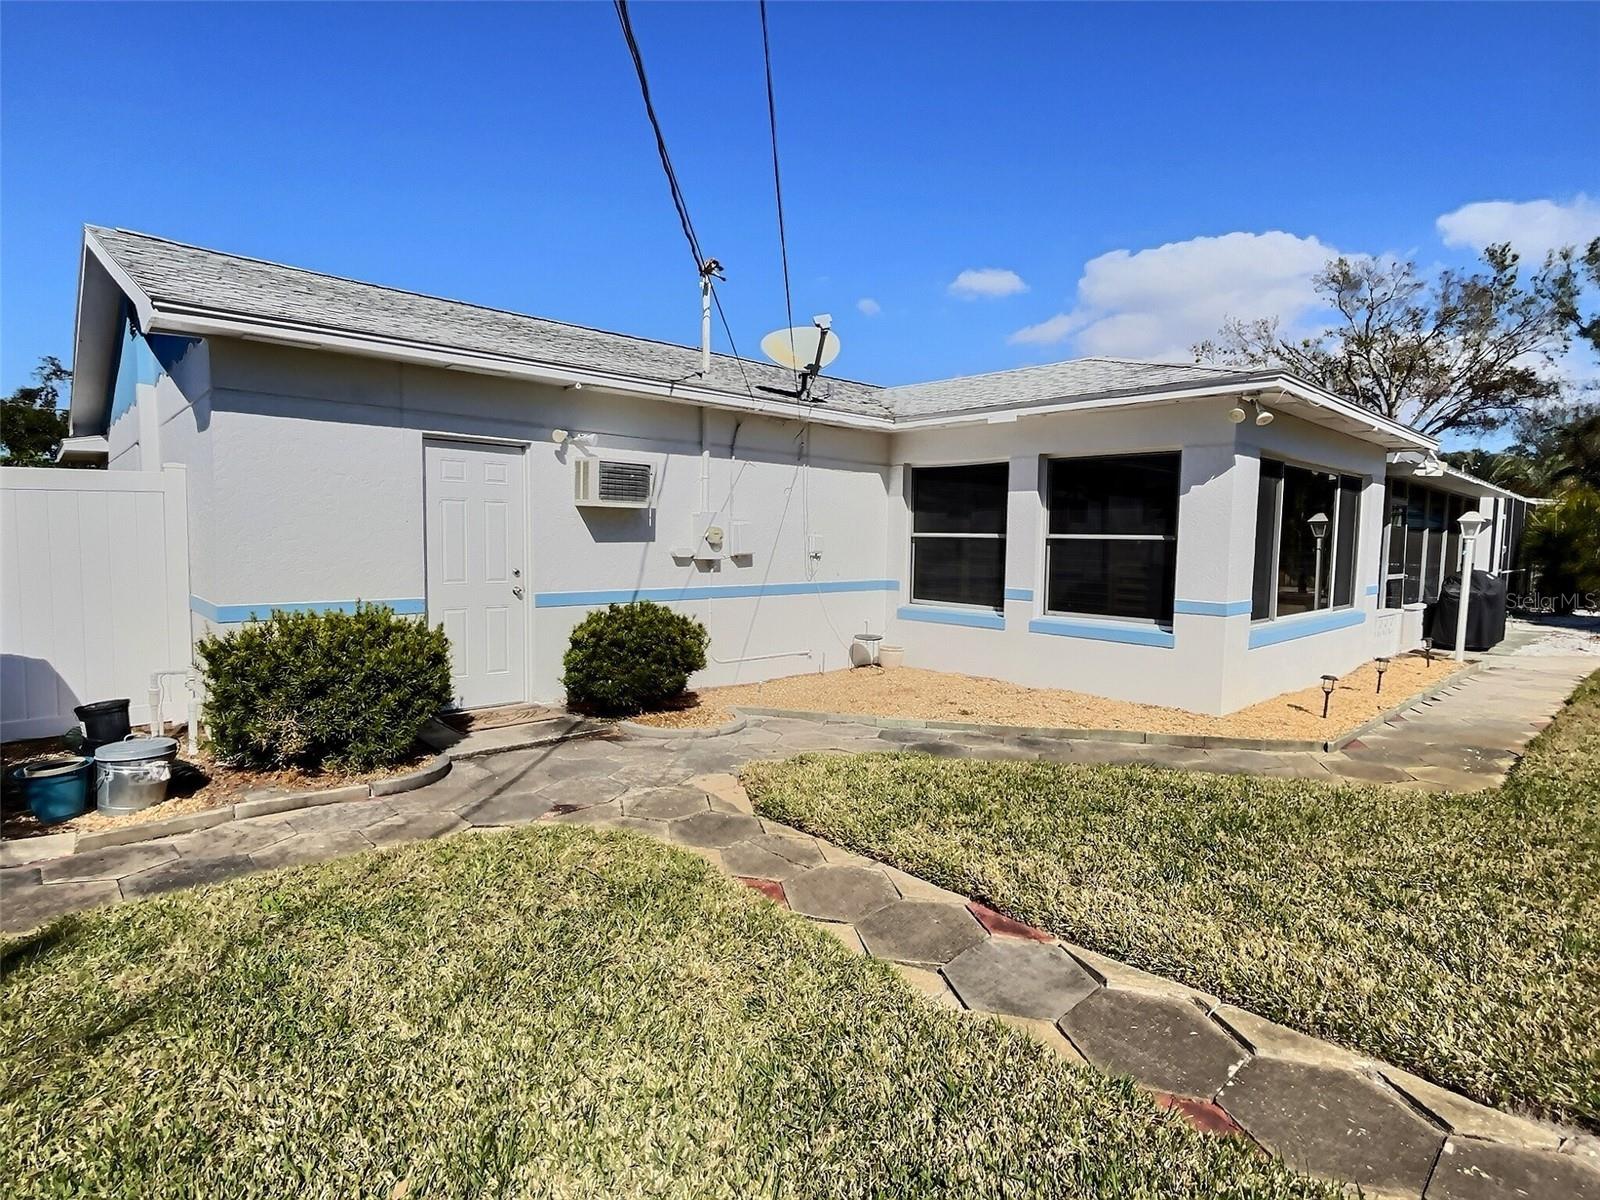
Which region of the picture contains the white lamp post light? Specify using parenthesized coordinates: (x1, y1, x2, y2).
(1308, 512, 1330, 609)
(1452, 510, 1491, 662)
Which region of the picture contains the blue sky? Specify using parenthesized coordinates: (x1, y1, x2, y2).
(3, 1, 1597, 445)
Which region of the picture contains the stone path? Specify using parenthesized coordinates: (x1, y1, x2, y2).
(3, 651, 1597, 1198)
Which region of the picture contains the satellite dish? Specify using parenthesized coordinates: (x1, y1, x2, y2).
(761, 324, 840, 372)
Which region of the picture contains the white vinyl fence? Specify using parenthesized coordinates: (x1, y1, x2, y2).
(1, 465, 192, 741)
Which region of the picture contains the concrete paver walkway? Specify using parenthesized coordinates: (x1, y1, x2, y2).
(3, 650, 1597, 1198)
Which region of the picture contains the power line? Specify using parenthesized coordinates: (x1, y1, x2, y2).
(759, 0, 798, 390)
(612, 0, 759, 404)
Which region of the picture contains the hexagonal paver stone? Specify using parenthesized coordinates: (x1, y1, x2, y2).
(622, 788, 709, 820)
(1218, 1058, 1443, 1196)
(721, 839, 816, 882)
(856, 901, 987, 967)
(784, 865, 900, 923)
(941, 939, 1098, 1020)
(1425, 1140, 1600, 1200)
(1058, 990, 1247, 1100)
(665, 811, 764, 849)
(459, 791, 557, 827)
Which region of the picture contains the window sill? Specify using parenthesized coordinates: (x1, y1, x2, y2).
(896, 604, 1005, 631)
(1027, 615, 1175, 648)
(1247, 607, 1366, 649)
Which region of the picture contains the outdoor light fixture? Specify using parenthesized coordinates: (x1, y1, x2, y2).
(1228, 396, 1275, 425)
(1451, 510, 1492, 662)
(1228, 404, 1248, 424)
(1374, 657, 1390, 694)
(1308, 512, 1330, 608)
(1422, 637, 1433, 666)
(1320, 674, 1338, 719)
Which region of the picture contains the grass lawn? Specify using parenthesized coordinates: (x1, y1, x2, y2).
(743, 671, 1600, 1131)
(0, 827, 1334, 1199)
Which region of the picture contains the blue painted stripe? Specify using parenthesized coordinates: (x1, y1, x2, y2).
(1173, 599, 1252, 617)
(534, 578, 898, 608)
(192, 595, 426, 623)
(896, 604, 1005, 631)
(1028, 616, 1175, 648)
(1004, 587, 1033, 602)
(1248, 607, 1366, 649)
(1364, 584, 1380, 596)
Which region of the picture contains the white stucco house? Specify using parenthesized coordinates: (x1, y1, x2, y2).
(61, 226, 1534, 716)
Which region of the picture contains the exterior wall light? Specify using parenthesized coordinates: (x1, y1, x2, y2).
(1374, 657, 1390, 694)
(1228, 404, 1248, 424)
(1320, 674, 1338, 719)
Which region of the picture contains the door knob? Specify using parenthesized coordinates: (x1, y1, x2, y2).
(512, 585, 525, 599)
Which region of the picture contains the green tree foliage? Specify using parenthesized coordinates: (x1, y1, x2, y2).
(197, 605, 453, 772)
(1195, 245, 1582, 438)
(562, 601, 709, 715)
(0, 356, 71, 466)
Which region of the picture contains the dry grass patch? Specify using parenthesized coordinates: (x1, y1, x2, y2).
(0, 827, 1336, 1199)
(742, 670, 1600, 1129)
(635, 652, 1467, 740)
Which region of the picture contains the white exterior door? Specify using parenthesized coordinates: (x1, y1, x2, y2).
(424, 439, 528, 709)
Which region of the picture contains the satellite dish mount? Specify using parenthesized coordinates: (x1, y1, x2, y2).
(760, 314, 840, 404)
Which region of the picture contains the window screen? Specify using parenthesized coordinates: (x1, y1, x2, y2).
(909, 463, 1008, 609)
(1045, 453, 1180, 622)
(1251, 459, 1362, 621)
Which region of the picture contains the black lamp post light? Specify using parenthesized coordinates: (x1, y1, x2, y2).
(1422, 637, 1433, 667)
(1320, 674, 1338, 719)
(1375, 657, 1390, 694)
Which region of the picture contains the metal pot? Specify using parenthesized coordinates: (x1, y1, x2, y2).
(94, 736, 178, 815)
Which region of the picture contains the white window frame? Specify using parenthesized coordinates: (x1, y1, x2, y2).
(1042, 451, 1181, 627)
(1252, 458, 1362, 623)
(907, 462, 1008, 612)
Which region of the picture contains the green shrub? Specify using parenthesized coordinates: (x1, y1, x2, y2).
(562, 601, 708, 715)
(197, 605, 452, 772)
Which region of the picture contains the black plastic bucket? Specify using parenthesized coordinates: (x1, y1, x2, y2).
(74, 699, 131, 748)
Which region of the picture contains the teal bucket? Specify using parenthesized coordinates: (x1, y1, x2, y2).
(11, 757, 94, 824)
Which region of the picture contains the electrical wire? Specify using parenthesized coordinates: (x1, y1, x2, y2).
(759, 0, 799, 393)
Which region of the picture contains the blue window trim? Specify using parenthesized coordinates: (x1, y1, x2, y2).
(1028, 615, 1175, 648)
(1247, 607, 1366, 649)
(192, 596, 426, 623)
(535, 579, 898, 608)
(1172, 599, 1252, 617)
(896, 604, 1005, 631)
(1364, 584, 1380, 596)
(1003, 587, 1033, 602)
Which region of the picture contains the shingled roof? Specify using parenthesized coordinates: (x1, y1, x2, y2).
(77, 227, 1428, 454)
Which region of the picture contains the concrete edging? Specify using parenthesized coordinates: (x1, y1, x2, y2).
(732, 661, 1487, 756)
(618, 716, 749, 740)
(0, 753, 453, 866)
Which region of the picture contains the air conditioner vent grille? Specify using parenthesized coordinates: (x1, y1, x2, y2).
(598, 461, 652, 504)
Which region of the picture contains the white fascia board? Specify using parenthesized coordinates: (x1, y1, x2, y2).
(69, 231, 163, 436)
(83, 230, 157, 332)
(147, 305, 895, 432)
(1268, 376, 1436, 452)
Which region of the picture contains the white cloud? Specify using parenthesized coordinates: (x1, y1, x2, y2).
(1006, 231, 1337, 361)
(948, 267, 1028, 300)
(1437, 195, 1600, 262)
(856, 297, 881, 317)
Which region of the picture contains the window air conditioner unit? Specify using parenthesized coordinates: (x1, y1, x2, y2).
(573, 457, 654, 509)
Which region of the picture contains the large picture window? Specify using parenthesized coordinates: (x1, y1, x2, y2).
(1252, 460, 1361, 621)
(909, 463, 1008, 609)
(1045, 453, 1180, 622)
(1382, 479, 1474, 607)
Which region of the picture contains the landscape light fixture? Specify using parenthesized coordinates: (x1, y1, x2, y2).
(1374, 657, 1390, 694)
(1452, 510, 1492, 662)
(1320, 674, 1338, 719)
(1308, 513, 1330, 608)
(1422, 637, 1433, 666)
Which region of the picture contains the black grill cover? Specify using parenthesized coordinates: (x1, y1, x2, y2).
(1431, 571, 1508, 651)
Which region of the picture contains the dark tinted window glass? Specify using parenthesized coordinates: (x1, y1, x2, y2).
(1276, 465, 1337, 616)
(911, 464, 1008, 534)
(1251, 459, 1283, 620)
(1332, 475, 1361, 607)
(1047, 454, 1180, 537)
(1047, 540, 1176, 622)
(911, 537, 1004, 609)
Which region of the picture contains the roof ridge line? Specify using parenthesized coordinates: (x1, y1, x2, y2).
(87, 226, 887, 391)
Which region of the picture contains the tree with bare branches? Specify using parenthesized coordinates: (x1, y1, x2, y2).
(1193, 244, 1582, 438)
